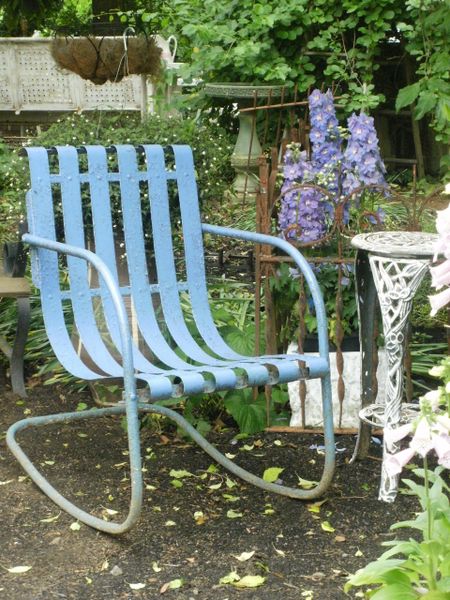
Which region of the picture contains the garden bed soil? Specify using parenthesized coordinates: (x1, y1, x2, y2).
(0, 382, 420, 600)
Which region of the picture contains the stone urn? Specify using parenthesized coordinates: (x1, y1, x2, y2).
(204, 82, 283, 198)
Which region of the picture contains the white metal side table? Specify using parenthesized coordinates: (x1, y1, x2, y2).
(351, 231, 438, 502)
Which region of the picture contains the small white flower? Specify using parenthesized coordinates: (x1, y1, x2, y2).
(429, 365, 445, 378)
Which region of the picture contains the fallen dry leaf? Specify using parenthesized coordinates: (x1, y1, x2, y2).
(160, 578, 184, 593)
(6, 566, 32, 574)
(129, 582, 146, 590)
(233, 551, 255, 562)
(233, 575, 266, 588)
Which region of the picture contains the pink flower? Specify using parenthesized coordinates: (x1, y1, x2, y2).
(420, 389, 442, 411)
(435, 204, 450, 237)
(429, 287, 450, 316)
(383, 423, 413, 449)
(410, 418, 434, 457)
(384, 447, 416, 477)
(430, 259, 450, 289)
(436, 413, 450, 434)
(432, 434, 450, 468)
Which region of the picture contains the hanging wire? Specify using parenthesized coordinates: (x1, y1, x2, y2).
(114, 26, 136, 82)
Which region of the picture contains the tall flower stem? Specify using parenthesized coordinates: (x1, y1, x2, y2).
(423, 455, 437, 591)
(423, 455, 432, 540)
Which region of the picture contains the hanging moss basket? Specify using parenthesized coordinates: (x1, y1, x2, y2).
(51, 36, 162, 85)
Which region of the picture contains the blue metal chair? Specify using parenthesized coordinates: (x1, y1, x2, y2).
(7, 145, 334, 534)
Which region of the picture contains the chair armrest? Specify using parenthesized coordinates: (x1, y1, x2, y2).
(22, 233, 135, 385)
(201, 223, 329, 359)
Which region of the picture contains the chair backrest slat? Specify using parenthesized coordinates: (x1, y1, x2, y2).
(26, 143, 239, 375)
(85, 145, 165, 373)
(173, 146, 243, 359)
(142, 145, 224, 364)
(57, 146, 122, 375)
(114, 144, 197, 370)
(25, 147, 108, 379)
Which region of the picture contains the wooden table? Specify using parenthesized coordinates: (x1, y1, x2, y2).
(0, 257, 30, 397)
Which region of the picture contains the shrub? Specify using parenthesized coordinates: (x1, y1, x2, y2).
(0, 110, 234, 240)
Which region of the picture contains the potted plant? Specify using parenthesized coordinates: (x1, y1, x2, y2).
(49, 2, 171, 85)
(51, 34, 162, 85)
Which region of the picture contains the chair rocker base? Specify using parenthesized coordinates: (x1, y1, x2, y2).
(7, 399, 335, 534)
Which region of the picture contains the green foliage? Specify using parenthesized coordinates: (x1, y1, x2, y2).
(270, 261, 358, 351)
(395, 0, 450, 150)
(224, 388, 268, 435)
(46, 0, 92, 35)
(112, 1, 170, 37)
(164, 0, 403, 110)
(0, 0, 64, 36)
(345, 467, 450, 597)
(0, 110, 233, 240)
(163, 0, 449, 151)
(0, 140, 24, 240)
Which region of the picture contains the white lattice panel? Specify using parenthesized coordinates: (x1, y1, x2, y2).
(0, 37, 174, 114)
(82, 78, 142, 109)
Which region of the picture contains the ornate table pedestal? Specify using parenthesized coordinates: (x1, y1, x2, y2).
(351, 231, 438, 502)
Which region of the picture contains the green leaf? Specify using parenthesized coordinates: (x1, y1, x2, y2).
(395, 83, 421, 111)
(227, 509, 243, 519)
(233, 575, 266, 588)
(169, 469, 194, 479)
(345, 559, 405, 589)
(321, 521, 335, 533)
(298, 477, 318, 490)
(167, 579, 184, 590)
(220, 570, 240, 584)
(262, 467, 284, 483)
(221, 325, 255, 355)
(307, 500, 326, 514)
(371, 583, 418, 599)
(421, 593, 450, 599)
(224, 389, 267, 434)
(414, 91, 437, 120)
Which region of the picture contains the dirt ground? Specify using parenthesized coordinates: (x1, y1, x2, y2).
(0, 382, 420, 600)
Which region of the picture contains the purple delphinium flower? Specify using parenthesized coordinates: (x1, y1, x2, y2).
(278, 90, 341, 242)
(308, 89, 342, 214)
(278, 91, 387, 243)
(342, 112, 387, 201)
(278, 145, 327, 243)
(308, 89, 343, 175)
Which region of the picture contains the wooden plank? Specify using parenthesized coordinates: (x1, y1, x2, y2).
(266, 425, 383, 436)
(0, 276, 31, 297)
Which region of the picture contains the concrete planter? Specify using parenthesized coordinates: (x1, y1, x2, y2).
(288, 343, 387, 429)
